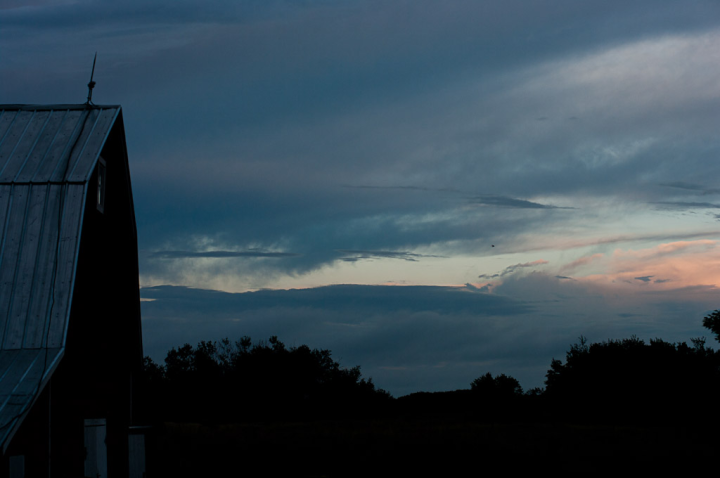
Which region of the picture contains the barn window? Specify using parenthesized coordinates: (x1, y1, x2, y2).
(97, 157, 106, 213)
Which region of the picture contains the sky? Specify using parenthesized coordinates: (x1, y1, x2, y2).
(2, 0, 720, 396)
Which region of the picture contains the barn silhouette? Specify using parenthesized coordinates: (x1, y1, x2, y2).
(0, 104, 143, 477)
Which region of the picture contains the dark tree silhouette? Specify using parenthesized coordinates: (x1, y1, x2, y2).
(140, 336, 391, 424)
(470, 372, 523, 397)
(544, 335, 720, 424)
(703, 309, 720, 343)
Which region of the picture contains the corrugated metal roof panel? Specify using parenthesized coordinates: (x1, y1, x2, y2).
(0, 105, 119, 184)
(0, 183, 85, 350)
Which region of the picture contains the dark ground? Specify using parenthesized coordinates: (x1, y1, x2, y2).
(149, 416, 719, 476)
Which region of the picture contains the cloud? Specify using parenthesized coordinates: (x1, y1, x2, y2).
(652, 201, 720, 209)
(479, 260, 549, 279)
(18, 18, 716, 290)
(559, 253, 604, 274)
(151, 250, 300, 259)
(653, 241, 716, 255)
(660, 182, 720, 195)
(141, 283, 542, 396)
(622, 240, 717, 260)
(141, 273, 719, 396)
(522, 232, 720, 255)
(578, 240, 720, 290)
(336, 250, 441, 262)
(468, 196, 573, 209)
(0, 0, 288, 29)
(7, 1, 720, 398)
(343, 185, 459, 193)
(141, 283, 531, 317)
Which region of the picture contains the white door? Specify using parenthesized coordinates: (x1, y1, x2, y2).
(84, 418, 107, 478)
(128, 433, 145, 478)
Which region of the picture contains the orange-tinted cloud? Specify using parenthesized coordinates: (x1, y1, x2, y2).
(478, 259, 548, 279)
(559, 253, 604, 274)
(577, 240, 720, 290)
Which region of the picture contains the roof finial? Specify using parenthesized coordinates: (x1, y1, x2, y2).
(86, 52, 97, 106)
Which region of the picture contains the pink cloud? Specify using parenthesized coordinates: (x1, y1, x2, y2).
(478, 259, 548, 279)
(559, 253, 604, 274)
(579, 240, 720, 290)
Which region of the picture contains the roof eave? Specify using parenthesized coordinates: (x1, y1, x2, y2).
(0, 104, 122, 111)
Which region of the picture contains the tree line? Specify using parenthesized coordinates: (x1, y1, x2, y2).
(141, 310, 720, 425)
(140, 336, 391, 423)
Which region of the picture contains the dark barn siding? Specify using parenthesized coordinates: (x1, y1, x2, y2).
(50, 115, 142, 477)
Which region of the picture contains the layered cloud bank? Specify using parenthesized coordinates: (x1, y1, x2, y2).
(142, 239, 720, 396)
(141, 279, 717, 396)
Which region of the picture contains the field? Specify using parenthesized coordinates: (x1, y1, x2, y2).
(151, 416, 719, 476)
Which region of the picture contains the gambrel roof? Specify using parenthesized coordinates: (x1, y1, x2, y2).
(0, 104, 122, 450)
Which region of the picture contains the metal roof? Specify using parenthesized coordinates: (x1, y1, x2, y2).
(0, 104, 121, 449)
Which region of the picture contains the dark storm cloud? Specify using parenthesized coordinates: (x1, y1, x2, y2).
(134, 185, 566, 283)
(150, 250, 300, 259)
(140, 275, 719, 396)
(634, 276, 654, 282)
(468, 196, 574, 209)
(141, 283, 531, 317)
(140, 282, 543, 395)
(336, 250, 441, 262)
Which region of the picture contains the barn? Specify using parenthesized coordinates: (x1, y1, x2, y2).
(0, 104, 144, 477)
